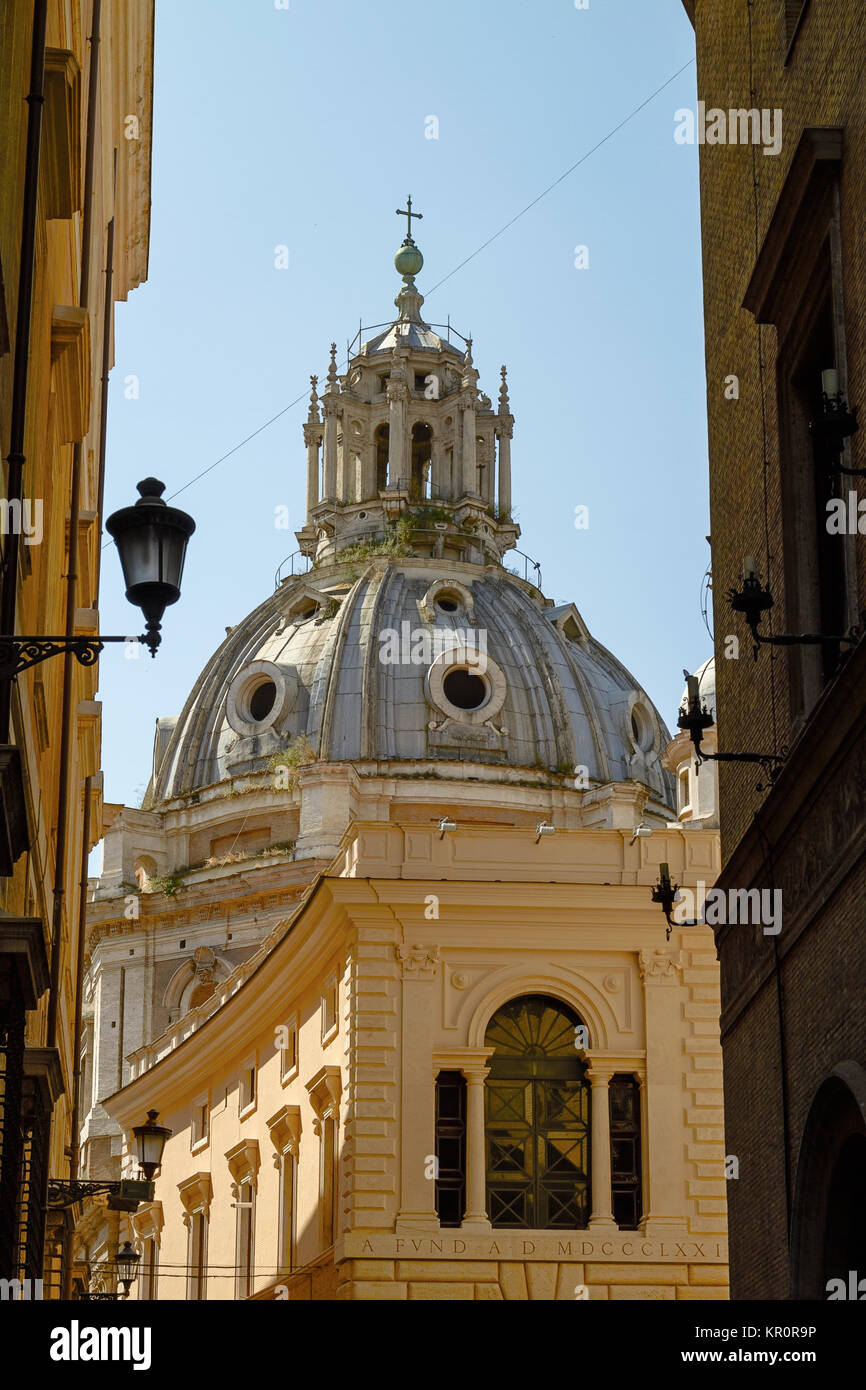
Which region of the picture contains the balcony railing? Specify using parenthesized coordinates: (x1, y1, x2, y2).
(346, 317, 470, 360)
(274, 550, 312, 589)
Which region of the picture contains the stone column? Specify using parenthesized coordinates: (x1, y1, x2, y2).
(430, 433, 444, 503)
(586, 1064, 617, 1229)
(322, 401, 338, 501)
(387, 387, 406, 488)
(461, 400, 477, 496)
(303, 423, 321, 522)
(335, 418, 346, 504)
(359, 438, 377, 503)
(497, 423, 512, 517)
(463, 1061, 491, 1231)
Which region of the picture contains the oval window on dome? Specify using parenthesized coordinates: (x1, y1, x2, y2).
(248, 679, 277, 722)
(226, 660, 288, 735)
(426, 644, 506, 726)
(629, 701, 654, 753)
(442, 667, 488, 711)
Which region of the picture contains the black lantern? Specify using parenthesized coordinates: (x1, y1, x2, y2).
(651, 861, 679, 941)
(132, 1109, 172, 1181)
(115, 1241, 140, 1298)
(106, 478, 195, 656)
(810, 367, 859, 471)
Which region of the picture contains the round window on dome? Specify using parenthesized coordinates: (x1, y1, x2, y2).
(629, 701, 654, 753)
(443, 667, 488, 711)
(247, 679, 277, 723)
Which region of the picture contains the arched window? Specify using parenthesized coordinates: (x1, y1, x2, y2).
(375, 423, 389, 491)
(411, 421, 432, 500)
(791, 1065, 866, 1297)
(485, 994, 590, 1229)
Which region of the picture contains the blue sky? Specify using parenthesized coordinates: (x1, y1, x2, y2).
(97, 0, 707, 815)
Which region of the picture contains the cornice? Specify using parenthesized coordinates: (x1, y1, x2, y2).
(103, 877, 346, 1124)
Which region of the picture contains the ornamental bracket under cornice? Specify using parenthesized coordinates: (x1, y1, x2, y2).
(638, 949, 684, 983)
(396, 944, 440, 979)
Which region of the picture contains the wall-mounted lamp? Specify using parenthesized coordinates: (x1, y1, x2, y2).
(629, 823, 652, 846)
(677, 666, 785, 791)
(49, 1108, 172, 1212)
(438, 817, 457, 838)
(651, 862, 678, 942)
(651, 862, 700, 941)
(728, 560, 861, 662)
(810, 367, 860, 473)
(535, 820, 555, 843)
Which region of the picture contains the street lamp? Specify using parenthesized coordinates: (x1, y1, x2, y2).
(115, 1241, 141, 1299)
(132, 1109, 172, 1181)
(105, 478, 196, 656)
(48, 1108, 172, 1211)
(0, 477, 195, 679)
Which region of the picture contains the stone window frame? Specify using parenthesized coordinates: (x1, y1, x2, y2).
(191, 1090, 210, 1154)
(280, 1012, 299, 1085)
(320, 973, 339, 1046)
(131, 1202, 163, 1301)
(305, 1066, 342, 1252)
(425, 644, 507, 726)
(678, 768, 692, 817)
(226, 1139, 261, 1301)
(743, 127, 855, 724)
(626, 691, 660, 758)
(226, 659, 291, 736)
(419, 578, 476, 623)
(783, 0, 811, 63)
(178, 1172, 212, 1301)
(239, 1054, 258, 1119)
(267, 1105, 302, 1278)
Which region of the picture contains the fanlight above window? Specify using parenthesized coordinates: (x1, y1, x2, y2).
(484, 995, 590, 1230)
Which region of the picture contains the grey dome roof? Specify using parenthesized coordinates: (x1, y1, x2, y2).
(148, 559, 674, 807)
(361, 320, 455, 355)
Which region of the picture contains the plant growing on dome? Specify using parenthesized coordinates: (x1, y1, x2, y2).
(405, 504, 451, 527)
(268, 735, 317, 790)
(335, 519, 416, 565)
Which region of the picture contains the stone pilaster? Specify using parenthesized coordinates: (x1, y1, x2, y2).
(395, 945, 440, 1233)
(638, 949, 688, 1234)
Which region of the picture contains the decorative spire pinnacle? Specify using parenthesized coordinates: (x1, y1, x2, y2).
(306, 374, 320, 423)
(499, 364, 510, 413)
(461, 337, 478, 393)
(324, 343, 339, 394)
(393, 196, 426, 327)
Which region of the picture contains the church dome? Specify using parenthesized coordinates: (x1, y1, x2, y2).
(147, 558, 674, 807)
(147, 218, 674, 813)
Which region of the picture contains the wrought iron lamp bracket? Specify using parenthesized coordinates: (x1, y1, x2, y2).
(0, 631, 158, 681)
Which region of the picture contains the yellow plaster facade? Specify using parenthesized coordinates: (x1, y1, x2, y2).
(0, 0, 153, 1289)
(107, 814, 728, 1301)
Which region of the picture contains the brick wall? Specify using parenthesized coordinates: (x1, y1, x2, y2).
(692, 0, 866, 856)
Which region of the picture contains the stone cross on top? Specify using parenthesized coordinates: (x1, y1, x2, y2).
(396, 196, 423, 241)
